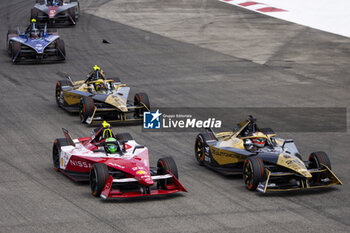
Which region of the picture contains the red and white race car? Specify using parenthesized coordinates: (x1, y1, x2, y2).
(52, 124, 187, 199)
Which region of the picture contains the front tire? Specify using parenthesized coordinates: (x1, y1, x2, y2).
(157, 157, 179, 187)
(243, 157, 265, 191)
(11, 41, 21, 63)
(134, 93, 150, 118)
(90, 163, 109, 197)
(79, 96, 95, 123)
(56, 39, 66, 60)
(308, 151, 331, 169)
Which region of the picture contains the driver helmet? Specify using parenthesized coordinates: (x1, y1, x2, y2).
(251, 138, 266, 148)
(91, 65, 105, 80)
(94, 79, 105, 93)
(30, 19, 40, 38)
(106, 137, 118, 154)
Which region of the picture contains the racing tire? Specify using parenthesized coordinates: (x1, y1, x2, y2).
(56, 39, 66, 60)
(295, 153, 303, 161)
(194, 131, 217, 165)
(157, 157, 178, 179)
(243, 157, 265, 191)
(11, 41, 21, 63)
(115, 133, 133, 141)
(68, 7, 76, 24)
(134, 93, 150, 118)
(79, 96, 95, 123)
(157, 157, 178, 188)
(7, 29, 17, 55)
(52, 138, 71, 172)
(90, 163, 109, 197)
(308, 151, 331, 170)
(55, 80, 73, 107)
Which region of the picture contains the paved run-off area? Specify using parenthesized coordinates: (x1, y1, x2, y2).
(0, 0, 349, 232)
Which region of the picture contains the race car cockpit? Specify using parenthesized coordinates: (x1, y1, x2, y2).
(25, 19, 42, 39)
(47, 0, 63, 6)
(234, 115, 276, 152)
(86, 65, 105, 82)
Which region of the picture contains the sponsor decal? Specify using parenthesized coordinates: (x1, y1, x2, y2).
(132, 166, 146, 171)
(124, 143, 132, 150)
(136, 170, 147, 175)
(69, 159, 92, 169)
(108, 162, 125, 169)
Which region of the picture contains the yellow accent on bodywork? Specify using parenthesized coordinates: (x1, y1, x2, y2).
(63, 91, 83, 105)
(210, 146, 247, 165)
(105, 95, 128, 112)
(277, 153, 312, 178)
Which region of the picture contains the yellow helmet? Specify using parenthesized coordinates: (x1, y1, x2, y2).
(31, 19, 37, 23)
(93, 65, 100, 71)
(102, 121, 110, 128)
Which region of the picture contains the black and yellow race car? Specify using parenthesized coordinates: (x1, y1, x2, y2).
(194, 115, 342, 192)
(55, 66, 150, 124)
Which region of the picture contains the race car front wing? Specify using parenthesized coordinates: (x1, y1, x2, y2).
(257, 164, 342, 193)
(100, 173, 187, 199)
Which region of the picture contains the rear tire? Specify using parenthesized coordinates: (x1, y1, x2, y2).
(79, 96, 95, 123)
(90, 163, 109, 197)
(194, 132, 216, 165)
(134, 92, 150, 118)
(68, 7, 76, 24)
(243, 157, 265, 191)
(55, 80, 72, 107)
(115, 133, 133, 141)
(56, 39, 66, 60)
(52, 138, 70, 172)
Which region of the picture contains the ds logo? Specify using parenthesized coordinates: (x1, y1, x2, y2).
(143, 109, 162, 129)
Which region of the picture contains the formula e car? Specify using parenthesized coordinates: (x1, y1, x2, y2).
(32, 0, 80, 26)
(52, 122, 186, 199)
(194, 115, 342, 193)
(7, 20, 65, 63)
(55, 66, 150, 124)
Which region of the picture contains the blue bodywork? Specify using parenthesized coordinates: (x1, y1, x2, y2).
(7, 28, 64, 63)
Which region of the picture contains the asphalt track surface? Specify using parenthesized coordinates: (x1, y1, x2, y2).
(1, 0, 350, 232)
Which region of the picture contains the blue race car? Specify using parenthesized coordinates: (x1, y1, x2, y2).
(7, 19, 66, 63)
